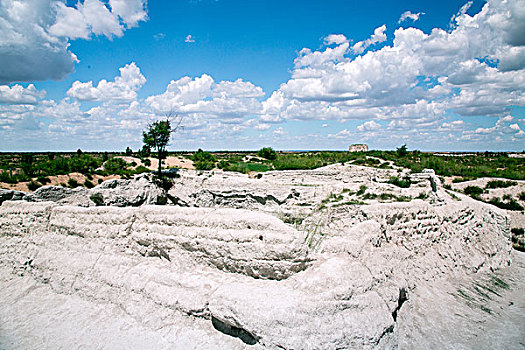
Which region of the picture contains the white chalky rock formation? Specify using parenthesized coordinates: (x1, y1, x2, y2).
(0, 164, 523, 349)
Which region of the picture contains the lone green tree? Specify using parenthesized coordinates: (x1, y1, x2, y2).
(396, 144, 408, 158)
(142, 116, 182, 176)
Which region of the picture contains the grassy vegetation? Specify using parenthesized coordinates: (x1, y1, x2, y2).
(486, 198, 524, 211)
(304, 221, 324, 250)
(191, 149, 216, 170)
(219, 162, 271, 173)
(388, 176, 411, 188)
(0, 151, 153, 189)
(27, 181, 41, 191)
(485, 180, 518, 189)
(212, 149, 524, 180)
(1, 148, 524, 188)
(371, 151, 525, 180)
(457, 176, 524, 211)
(463, 186, 484, 197)
(271, 151, 373, 170)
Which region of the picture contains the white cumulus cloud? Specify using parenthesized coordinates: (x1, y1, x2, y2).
(67, 62, 146, 103)
(0, 0, 148, 84)
(352, 25, 387, 54)
(398, 11, 424, 23)
(261, 0, 525, 131)
(357, 120, 381, 131)
(0, 84, 45, 104)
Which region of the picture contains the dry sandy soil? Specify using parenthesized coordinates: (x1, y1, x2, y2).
(0, 173, 120, 192)
(116, 156, 195, 170)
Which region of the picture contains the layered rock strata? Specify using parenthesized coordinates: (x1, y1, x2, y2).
(0, 164, 520, 349)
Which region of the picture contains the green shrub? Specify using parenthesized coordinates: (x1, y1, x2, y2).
(417, 192, 428, 199)
(0, 171, 10, 183)
(221, 162, 271, 174)
(84, 180, 95, 189)
(269, 151, 368, 170)
(487, 198, 524, 211)
(103, 157, 128, 174)
(134, 165, 150, 174)
(20, 153, 34, 176)
(257, 147, 277, 160)
(143, 158, 151, 167)
(362, 192, 377, 200)
(98, 178, 103, 184)
(388, 176, 411, 188)
(192, 149, 215, 162)
(34, 154, 101, 176)
(37, 176, 51, 184)
(395, 195, 412, 202)
(27, 181, 41, 191)
(380, 193, 395, 200)
(90, 193, 104, 206)
(68, 178, 79, 188)
(464, 186, 483, 197)
(453, 177, 473, 183)
(519, 192, 525, 201)
(0, 172, 30, 184)
(192, 149, 216, 170)
(217, 160, 230, 169)
(485, 180, 518, 189)
(353, 158, 375, 166)
(272, 154, 325, 170)
(356, 185, 367, 196)
(0, 171, 23, 184)
(69, 154, 99, 174)
(195, 161, 215, 170)
(512, 228, 525, 252)
(138, 145, 151, 158)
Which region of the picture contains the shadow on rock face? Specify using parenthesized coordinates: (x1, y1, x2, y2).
(211, 316, 258, 345)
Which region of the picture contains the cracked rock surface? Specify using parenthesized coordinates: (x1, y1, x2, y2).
(0, 164, 523, 349)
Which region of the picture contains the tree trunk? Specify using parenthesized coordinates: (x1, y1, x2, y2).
(158, 152, 162, 177)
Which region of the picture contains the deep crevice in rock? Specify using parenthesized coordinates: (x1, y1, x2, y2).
(392, 288, 408, 322)
(211, 316, 258, 345)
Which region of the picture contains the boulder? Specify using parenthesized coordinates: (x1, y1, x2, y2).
(89, 173, 167, 206)
(0, 189, 26, 205)
(24, 185, 92, 207)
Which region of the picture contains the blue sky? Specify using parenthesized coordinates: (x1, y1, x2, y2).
(1, 0, 524, 152)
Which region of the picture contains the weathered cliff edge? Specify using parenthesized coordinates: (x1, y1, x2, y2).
(0, 164, 522, 349)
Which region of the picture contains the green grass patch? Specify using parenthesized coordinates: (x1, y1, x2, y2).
(27, 181, 41, 191)
(356, 185, 367, 196)
(220, 162, 271, 174)
(486, 198, 524, 211)
(463, 186, 483, 197)
(67, 178, 79, 188)
(485, 180, 518, 189)
(388, 176, 411, 188)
